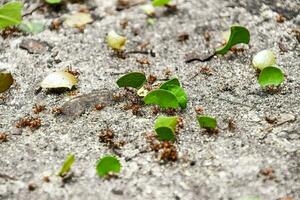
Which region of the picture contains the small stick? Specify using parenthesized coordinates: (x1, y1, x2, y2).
(126, 50, 156, 57)
(185, 52, 215, 63)
(22, 3, 45, 17)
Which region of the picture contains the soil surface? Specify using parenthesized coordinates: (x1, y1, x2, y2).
(0, 0, 299, 200)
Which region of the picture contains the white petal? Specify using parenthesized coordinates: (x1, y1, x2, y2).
(41, 71, 78, 89)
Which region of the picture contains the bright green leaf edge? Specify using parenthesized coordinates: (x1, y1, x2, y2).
(144, 89, 179, 109)
(57, 154, 75, 177)
(160, 84, 187, 109)
(160, 78, 181, 88)
(152, 0, 171, 7)
(45, 0, 62, 4)
(155, 116, 178, 141)
(216, 25, 250, 55)
(116, 72, 146, 89)
(96, 155, 121, 177)
(0, 2, 23, 30)
(258, 66, 284, 87)
(197, 115, 217, 129)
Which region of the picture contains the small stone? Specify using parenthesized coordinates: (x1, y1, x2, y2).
(111, 188, 123, 195)
(61, 89, 115, 120)
(20, 39, 50, 54)
(277, 114, 296, 125)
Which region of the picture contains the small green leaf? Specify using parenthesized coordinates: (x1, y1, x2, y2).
(116, 72, 146, 89)
(160, 78, 187, 109)
(160, 78, 180, 88)
(0, 2, 23, 30)
(96, 155, 121, 177)
(0, 70, 14, 93)
(144, 89, 179, 109)
(57, 154, 75, 177)
(216, 26, 250, 55)
(155, 116, 178, 141)
(45, 0, 62, 4)
(152, 0, 171, 7)
(258, 66, 284, 87)
(19, 21, 44, 34)
(197, 115, 217, 129)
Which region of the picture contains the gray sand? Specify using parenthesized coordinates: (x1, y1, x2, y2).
(0, 0, 299, 199)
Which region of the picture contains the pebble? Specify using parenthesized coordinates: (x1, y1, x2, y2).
(19, 39, 50, 54)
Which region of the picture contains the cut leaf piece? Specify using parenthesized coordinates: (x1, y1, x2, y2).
(106, 30, 127, 51)
(116, 72, 146, 89)
(41, 71, 78, 89)
(160, 78, 187, 109)
(258, 66, 284, 87)
(197, 115, 217, 129)
(0, 70, 14, 93)
(152, 0, 171, 7)
(216, 26, 250, 55)
(57, 154, 75, 177)
(45, 0, 62, 4)
(252, 50, 276, 70)
(64, 13, 93, 28)
(144, 89, 179, 109)
(96, 155, 121, 177)
(0, 2, 23, 30)
(155, 116, 178, 141)
(19, 21, 44, 34)
(160, 78, 180, 88)
(161, 85, 187, 109)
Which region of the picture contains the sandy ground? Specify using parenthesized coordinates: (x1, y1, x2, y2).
(0, 0, 300, 199)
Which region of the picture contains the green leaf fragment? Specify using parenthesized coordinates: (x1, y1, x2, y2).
(197, 115, 217, 129)
(45, 0, 62, 4)
(258, 66, 284, 87)
(57, 154, 75, 177)
(155, 116, 178, 141)
(116, 72, 146, 89)
(96, 155, 121, 177)
(0, 2, 23, 30)
(216, 26, 250, 55)
(0, 70, 14, 93)
(160, 78, 187, 109)
(152, 0, 171, 7)
(144, 89, 179, 109)
(160, 78, 180, 88)
(19, 21, 44, 34)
